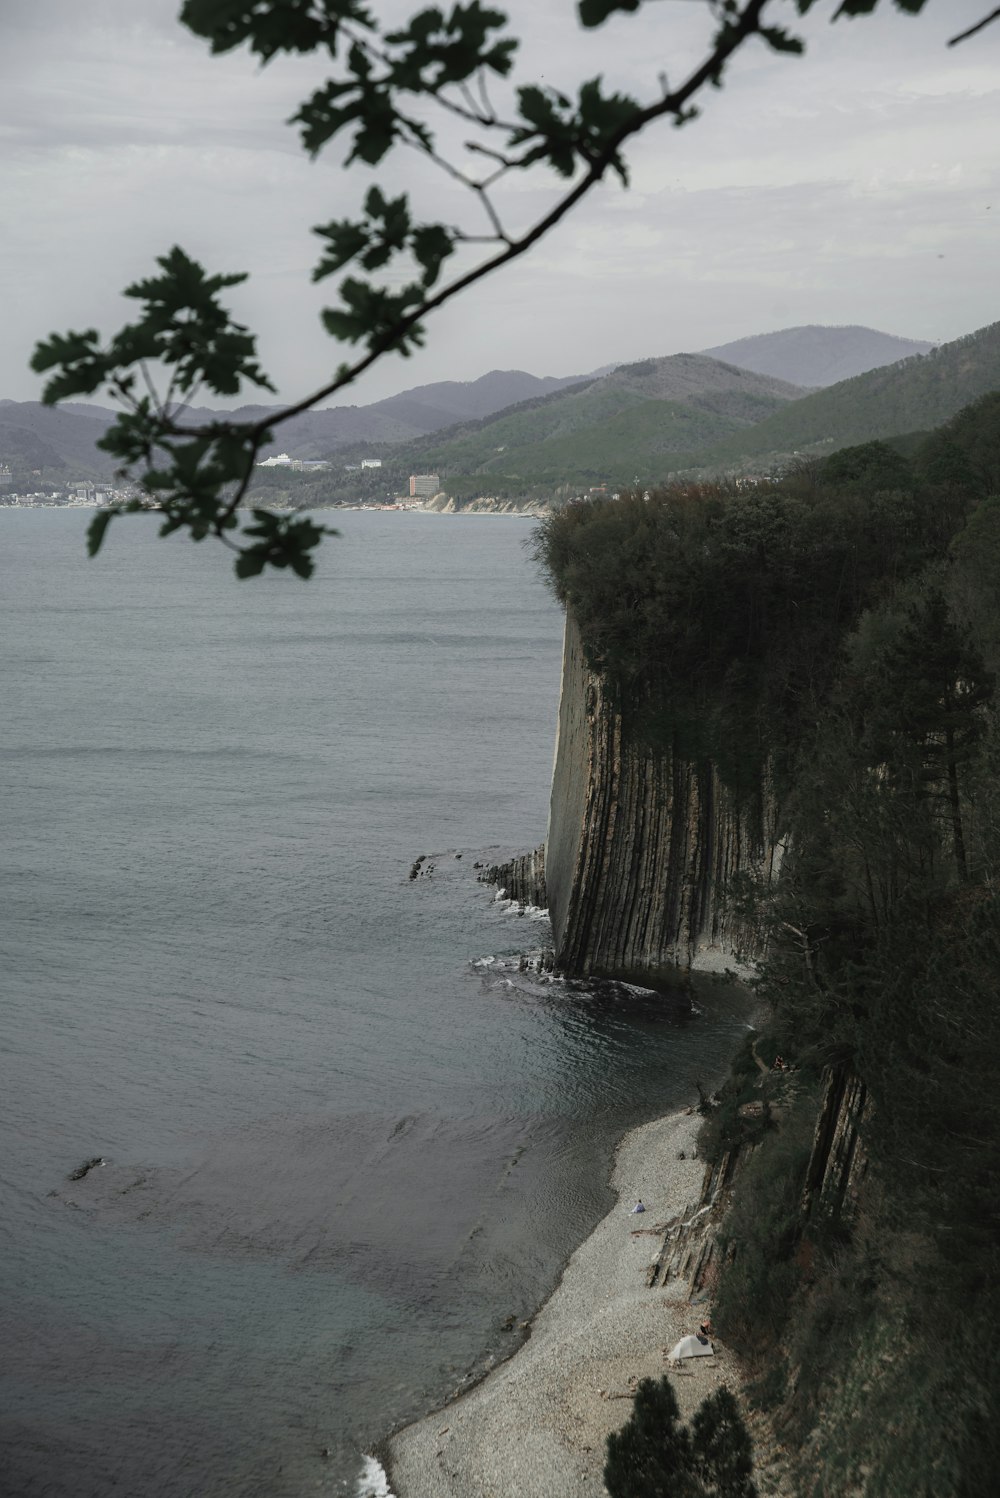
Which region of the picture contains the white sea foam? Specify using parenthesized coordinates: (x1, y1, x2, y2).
(493, 896, 550, 919)
(691, 944, 756, 979)
(356, 1453, 395, 1497)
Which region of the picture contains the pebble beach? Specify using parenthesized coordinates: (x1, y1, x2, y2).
(378, 1108, 773, 1498)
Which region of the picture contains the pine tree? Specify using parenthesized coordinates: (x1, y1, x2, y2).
(604, 1377, 701, 1498)
(604, 1378, 757, 1498)
(879, 590, 994, 881)
(691, 1387, 758, 1498)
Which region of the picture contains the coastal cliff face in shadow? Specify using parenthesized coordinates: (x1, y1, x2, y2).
(484, 610, 785, 980)
(545, 614, 784, 978)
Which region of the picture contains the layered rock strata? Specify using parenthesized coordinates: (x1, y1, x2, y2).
(479, 845, 546, 908)
(545, 615, 786, 976)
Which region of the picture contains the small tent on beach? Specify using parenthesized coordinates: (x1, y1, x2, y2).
(667, 1334, 715, 1362)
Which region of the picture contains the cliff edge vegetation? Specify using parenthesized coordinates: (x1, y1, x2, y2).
(534, 393, 1000, 1493)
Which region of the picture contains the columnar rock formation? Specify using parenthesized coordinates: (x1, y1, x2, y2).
(480, 845, 546, 908)
(544, 615, 786, 977)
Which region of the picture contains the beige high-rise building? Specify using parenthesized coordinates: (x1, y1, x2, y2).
(409, 474, 440, 498)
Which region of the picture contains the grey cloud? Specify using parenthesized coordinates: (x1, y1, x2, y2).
(2, 0, 998, 405)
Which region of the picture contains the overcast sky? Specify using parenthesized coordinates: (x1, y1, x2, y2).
(1, 0, 997, 408)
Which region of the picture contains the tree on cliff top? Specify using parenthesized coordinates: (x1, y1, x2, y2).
(30, 0, 996, 579)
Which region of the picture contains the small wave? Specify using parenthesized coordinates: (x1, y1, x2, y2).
(356, 1454, 395, 1497)
(472, 955, 496, 968)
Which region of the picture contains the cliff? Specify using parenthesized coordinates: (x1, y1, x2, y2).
(543, 614, 785, 977)
(420, 493, 552, 515)
(516, 447, 1000, 1490)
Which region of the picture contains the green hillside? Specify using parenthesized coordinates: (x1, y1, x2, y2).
(0, 421, 68, 480)
(398, 320, 1000, 495)
(693, 320, 1000, 469)
(399, 354, 802, 484)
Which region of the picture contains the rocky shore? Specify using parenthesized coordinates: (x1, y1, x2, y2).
(375, 1109, 789, 1498)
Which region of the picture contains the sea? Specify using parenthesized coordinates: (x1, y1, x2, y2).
(0, 508, 753, 1497)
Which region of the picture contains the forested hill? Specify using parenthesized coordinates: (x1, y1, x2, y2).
(394, 355, 805, 483)
(694, 320, 1000, 468)
(0, 401, 116, 478)
(365, 367, 593, 432)
(701, 324, 934, 388)
(337, 323, 995, 494)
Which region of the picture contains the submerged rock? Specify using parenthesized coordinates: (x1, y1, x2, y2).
(68, 1156, 105, 1182)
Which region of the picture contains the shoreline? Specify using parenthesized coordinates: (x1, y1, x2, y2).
(368, 1107, 754, 1498)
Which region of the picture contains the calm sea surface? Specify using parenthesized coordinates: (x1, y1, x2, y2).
(0, 509, 751, 1496)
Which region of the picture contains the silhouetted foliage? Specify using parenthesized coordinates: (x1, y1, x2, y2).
(691, 1387, 758, 1498)
(604, 1377, 757, 1498)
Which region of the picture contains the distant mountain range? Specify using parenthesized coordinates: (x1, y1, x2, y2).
(1, 323, 989, 491)
(396, 355, 805, 483)
(0, 368, 594, 479)
(384, 321, 999, 489)
(701, 325, 935, 388)
(692, 319, 1000, 471)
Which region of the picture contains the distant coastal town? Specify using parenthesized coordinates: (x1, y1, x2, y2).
(0, 459, 445, 513)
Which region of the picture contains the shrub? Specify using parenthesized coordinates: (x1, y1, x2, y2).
(712, 1099, 817, 1355)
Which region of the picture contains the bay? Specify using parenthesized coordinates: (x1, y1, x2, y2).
(0, 508, 751, 1496)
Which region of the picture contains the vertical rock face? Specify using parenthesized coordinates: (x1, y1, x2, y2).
(803, 1067, 871, 1224)
(479, 845, 546, 908)
(545, 613, 785, 976)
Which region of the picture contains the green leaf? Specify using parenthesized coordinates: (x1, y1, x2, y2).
(86, 507, 119, 557)
(180, 0, 376, 60)
(312, 218, 371, 282)
(578, 0, 642, 29)
(234, 548, 268, 578)
(759, 25, 805, 54)
(411, 223, 455, 287)
(826, 0, 928, 13)
(511, 86, 577, 176)
(30, 329, 108, 404)
(231, 510, 337, 580)
(358, 187, 413, 269)
(321, 276, 427, 353)
(387, 3, 516, 89)
(575, 77, 639, 180)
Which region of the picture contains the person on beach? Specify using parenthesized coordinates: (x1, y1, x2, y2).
(630, 1200, 646, 1214)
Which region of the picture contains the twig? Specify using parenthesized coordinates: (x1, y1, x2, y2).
(949, 7, 1000, 45)
(187, 0, 774, 444)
